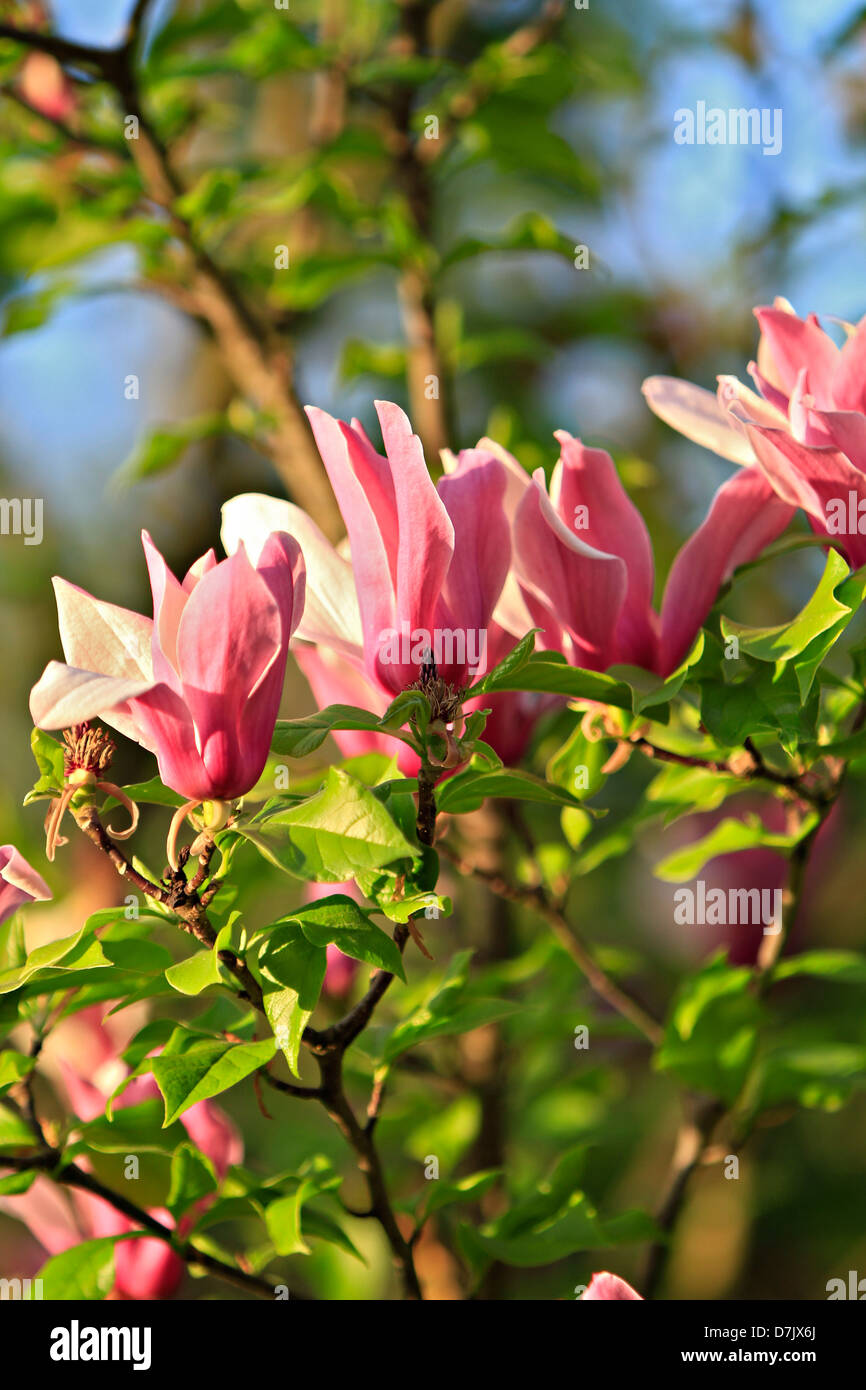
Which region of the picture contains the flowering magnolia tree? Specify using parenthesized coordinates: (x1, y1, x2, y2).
(0, 1, 865, 1305)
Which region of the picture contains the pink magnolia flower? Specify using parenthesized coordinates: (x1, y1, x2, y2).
(581, 1271, 643, 1300)
(643, 300, 866, 567)
(1, 1007, 242, 1301)
(0, 845, 51, 926)
(510, 432, 793, 676)
(222, 401, 539, 763)
(29, 530, 305, 803)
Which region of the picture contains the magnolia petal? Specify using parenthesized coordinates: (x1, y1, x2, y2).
(376, 399, 455, 637)
(554, 433, 657, 668)
(53, 577, 154, 745)
(659, 466, 795, 674)
(129, 683, 213, 802)
(174, 549, 283, 798)
(0, 844, 52, 924)
(642, 376, 756, 465)
(753, 306, 839, 405)
(581, 1272, 643, 1300)
(437, 450, 510, 676)
(141, 530, 188, 694)
(29, 661, 154, 733)
(307, 406, 395, 670)
(514, 470, 628, 670)
(222, 493, 362, 654)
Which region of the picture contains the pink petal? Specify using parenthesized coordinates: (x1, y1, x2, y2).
(375, 400, 455, 685)
(642, 376, 756, 465)
(181, 1100, 243, 1181)
(142, 531, 188, 693)
(52, 576, 154, 745)
(182, 549, 218, 592)
(659, 466, 795, 673)
(554, 433, 657, 668)
(754, 306, 839, 405)
(175, 548, 284, 797)
(0, 844, 51, 925)
(306, 406, 396, 679)
(29, 662, 154, 734)
(513, 468, 629, 670)
(437, 449, 510, 680)
(581, 1271, 643, 1300)
(222, 493, 363, 656)
(128, 682, 213, 801)
(0, 1177, 82, 1255)
(831, 315, 866, 415)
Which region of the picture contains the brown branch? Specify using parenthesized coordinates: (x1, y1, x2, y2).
(73, 802, 419, 1295)
(386, 0, 451, 460)
(317, 1050, 421, 1299)
(0, 1150, 276, 1298)
(442, 842, 663, 1046)
(0, 17, 343, 539)
(642, 795, 830, 1298)
(642, 1095, 726, 1300)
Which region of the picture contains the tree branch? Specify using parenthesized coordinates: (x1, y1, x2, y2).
(0, 1150, 276, 1299)
(441, 842, 664, 1046)
(0, 16, 344, 538)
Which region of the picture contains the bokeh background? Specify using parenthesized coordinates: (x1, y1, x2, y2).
(1, 0, 865, 1299)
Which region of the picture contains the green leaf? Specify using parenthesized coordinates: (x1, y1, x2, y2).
(37, 1236, 132, 1300)
(546, 724, 608, 802)
(472, 650, 633, 710)
(101, 776, 186, 810)
(773, 951, 866, 985)
(0, 1101, 34, 1149)
(74, 1100, 188, 1156)
(0, 925, 109, 996)
(0, 1049, 34, 1094)
(24, 726, 64, 804)
(653, 813, 817, 882)
(238, 768, 417, 881)
(151, 1032, 277, 1126)
(0, 1170, 35, 1195)
(285, 895, 405, 979)
(609, 633, 706, 715)
(271, 704, 417, 758)
(382, 952, 519, 1063)
(114, 413, 229, 486)
(755, 1041, 866, 1111)
(441, 213, 576, 270)
(167, 1143, 218, 1219)
(469, 629, 539, 695)
(419, 1168, 502, 1221)
(436, 762, 594, 815)
(164, 923, 237, 996)
(264, 1180, 316, 1257)
(655, 957, 762, 1104)
(720, 550, 853, 664)
(251, 925, 327, 1076)
(459, 1195, 655, 1269)
(299, 1206, 365, 1262)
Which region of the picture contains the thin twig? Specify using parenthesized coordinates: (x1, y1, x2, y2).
(441, 842, 664, 1046)
(0, 1151, 276, 1298)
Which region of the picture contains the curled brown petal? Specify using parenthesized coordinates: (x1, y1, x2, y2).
(96, 782, 140, 842)
(44, 786, 75, 863)
(601, 740, 634, 776)
(166, 798, 203, 872)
